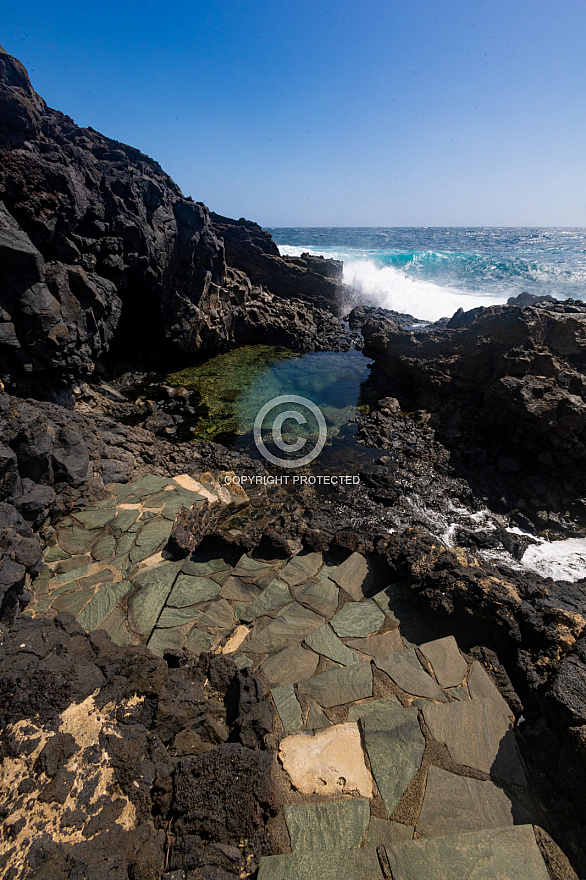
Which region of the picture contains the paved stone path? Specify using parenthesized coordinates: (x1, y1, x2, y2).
(28, 472, 553, 880)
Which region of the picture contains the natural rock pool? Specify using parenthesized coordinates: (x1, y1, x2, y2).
(163, 345, 383, 474)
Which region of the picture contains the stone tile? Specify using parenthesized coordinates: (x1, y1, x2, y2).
(362, 703, 425, 816)
(78, 570, 116, 591)
(167, 574, 221, 607)
(329, 551, 374, 600)
(209, 568, 234, 586)
(346, 629, 404, 657)
(232, 554, 275, 576)
(259, 643, 319, 687)
(112, 508, 141, 533)
(447, 686, 470, 702)
(234, 653, 253, 669)
(147, 626, 187, 656)
(245, 603, 324, 654)
(330, 600, 384, 638)
(372, 583, 408, 625)
(57, 526, 97, 556)
(280, 552, 323, 586)
(272, 684, 303, 732)
(120, 475, 171, 497)
(347, 694, 401, 723)
(291, 576, 339, 618)
(182, 556, 232, 577)
(219, 575, 262, 603)
(284, 799, 370, 852)
(51, 587, 96, 617)
(53, 564, 95, 586)
(161, 491, 207, 520)
(128, 561, 183, 638)
(44, 544, 70, 563)
(76, 581, 133, 631)
(92, 534, 116, 562)
(115, 532, 135, 558)
(73, 508, 116, 530)
(237, 578, 291, 622)
(195, 598, 235, 633)
(422, 699, 526, 786)
(467, 662, 512, 718)
(366, 817, 414, 847)
(417, 766, 532, 838)
(129, 520, 173, 563)
(99, 605, 132, 645)
(279, 722, 372, 796)
(258, 848, 382, 880)
(375, 651, 448, 701)
(184, 627, 215, 654)
(297, 661, 372, 708)
(157, 606, 204, 628)
(419, 636, 468, 688)
(385, 825, 550, 880)
(304, 700, 331, 730)
(305, 625, 359, 666)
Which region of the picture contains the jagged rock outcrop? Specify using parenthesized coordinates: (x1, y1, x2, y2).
(210, 212, 343, 311)
(0, 46, 345, 397)
(361, 300, 586, 522)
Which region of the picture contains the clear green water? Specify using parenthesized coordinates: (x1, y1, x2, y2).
(166, 345, 380, 472)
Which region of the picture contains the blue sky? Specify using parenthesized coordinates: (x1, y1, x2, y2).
(3, 0, 586, 226)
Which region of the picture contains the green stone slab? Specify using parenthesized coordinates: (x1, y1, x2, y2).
(139, 488, 178, 506)
(167, 574, 221, 607)
(77, 569, 116, 590)
(53, 554, 93, 574)
(57, 526, 97, 556)
(362, 703, 425, 817)
(161, 490, 207, 519)
(112, 508, 141, 534)
(330, 600, 384, 638)
(129, 519, 173, 562)
(280, 552, 323, 586)
(421, 700, 526, 786)
(416, 766, 531, 838)
(385, 825, 550, 880)
(245, 603, 325, 654)
(128, 561, 183, 638)
(284, 799, 370, 852)
(446, 686, 471, 702)
(259, 643, 319, 687)
(234, 653, 253, 669)
(115, 532, 135, 558)
(329, 552, 374, 600)
(184, 627, 215, 655)
(304, 700, 331, 730)
(467, 662, 512, 718)
(219, 576, 262, 603)
(76, 580, 133, 631)
(92, 534, 117, 562)
(272, 684, 303, 732)
(292, 576, 339, 618)
(182, 556, 232, 577)
(44, 545, 70, 563)
(237, 578, 291, 622)
(73, 508, 116, 530)
(365, 818, 413, 847)
(258, 847, 383, 880)
(233, 554, 275, 575)
(346, 629, 404, 657)
(298, 661, 372, 708)
(196, 598, 235, 632)
(147, 626, 188, 656)
(92, 498, 118, 509)
(372, 584, 409, 626)
(209, 568, 234, 586)
(374, 651, 448, 701)
(419, 636, 468, 689)
(51, 587, 96, 617)
(52, 564, 96, 586)
(157, 606, 204, 627)
(305, 625, 359, 666)
(123, 475, 171, 497)
(98, 605, 132, 645)
(347, 694, 401, 722)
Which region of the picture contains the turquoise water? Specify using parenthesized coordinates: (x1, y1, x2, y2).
(268, 227, 586, 321)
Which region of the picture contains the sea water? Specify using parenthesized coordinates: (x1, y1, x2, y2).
(268, 227, 586, 322)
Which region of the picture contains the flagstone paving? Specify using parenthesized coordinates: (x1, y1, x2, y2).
(27, 471, 553, 880)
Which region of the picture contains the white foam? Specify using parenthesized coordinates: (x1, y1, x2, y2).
(277, 245, 507, 322)
(521, 537, 586, 582)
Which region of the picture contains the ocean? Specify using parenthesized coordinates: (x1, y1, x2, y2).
(267, 227, 586, 322)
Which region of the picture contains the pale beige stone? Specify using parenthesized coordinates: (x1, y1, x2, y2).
(221, 625, 250, 654)
(279, 722, 372, 797)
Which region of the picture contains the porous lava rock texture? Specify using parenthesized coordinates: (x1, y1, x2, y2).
(0, 45, 344, 397)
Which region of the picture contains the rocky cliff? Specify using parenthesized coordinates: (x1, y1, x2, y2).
(0, 46, 343, 398)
